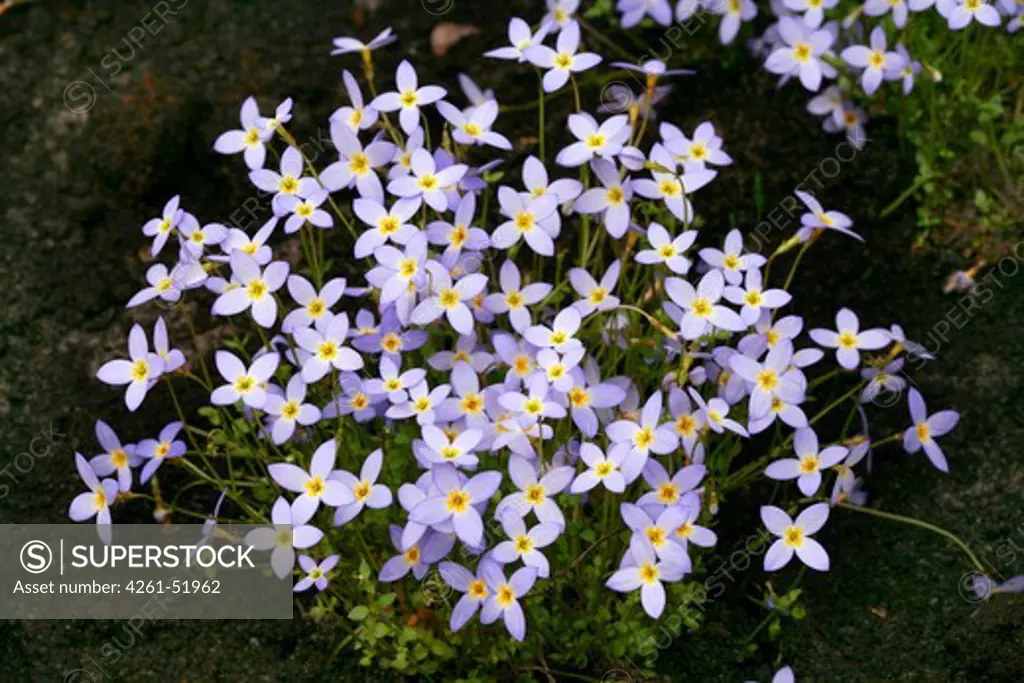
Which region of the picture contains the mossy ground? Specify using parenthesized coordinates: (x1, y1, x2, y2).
(0, 0, 1021, 680)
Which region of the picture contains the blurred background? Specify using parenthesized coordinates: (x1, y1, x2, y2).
(0, 0, 1021, 680)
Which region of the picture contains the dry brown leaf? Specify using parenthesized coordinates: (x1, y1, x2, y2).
(430, 22, 479, 57)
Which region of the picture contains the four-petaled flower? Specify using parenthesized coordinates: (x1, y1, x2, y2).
(762, 503, 831, 571)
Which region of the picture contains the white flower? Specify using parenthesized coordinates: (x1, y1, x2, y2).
(96, 324, 165, 411)
(211, 251, 289, 328)
(210, 350, 280, 409)
(761, 503, 831, 571)
(524, 21, 602, 92)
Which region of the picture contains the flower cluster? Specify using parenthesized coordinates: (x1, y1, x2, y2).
(79, 11, 966, 657)
(611, 0, 1019, 151)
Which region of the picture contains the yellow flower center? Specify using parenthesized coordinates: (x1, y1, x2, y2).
(246, 279, 267, 300)
(413, 397, 431, 412)
(131, 360, 150, 382)
(400, 90, 418, 107)
(744, 290, 763, 307)
(838, 331, 859, 349)
(234, 375, 254, 393)
(398, 258, 418, 279)
(305, 476, 325, 497)
(589, 288, 607, 304)
(460, 394, 484, 414)
(595, 461, 614, 477)
(794, 43, 812, 64)
(658, 482, 680, 504)
(757, 369, 778, 392)
(379, 216, 400, 235)
(381, 333, 402, 353)
(463, 123, 482, 138)
(418, 174, 438, 191)
(783, 526, 805, 548)
(692, 298, 713, 318)
(280, 176, 298, 194)
(569, 387, 590, 407)
(446, 490, 469, 514)
(676, 414, 697, 436)
(659, 179, 681, 197)
(551, 331, 568, 346)
(514, 355, 531, 376)
(317, 341, 338, 360)
(585, 133, 605, 149)
(439, 289, 461, 309)
(451, 224, 468, 247)
(799, 455, 820, 473)
(93, 490, 108, 510)
(296, 203, 314, 218)
(634, 427, 655, 449)
(350, 393, 369, 410)
(244, 128, 261, 145)
(354, 481, 372, 501)
(639, 562, 660, 584)
(506, 291, 524, 308)
(496, 584, 516, 607)
(515, 212, 535, 232)
(385, 378, 402, 392)
(349, 153, 370, 175)
(404, 546, 421, 564)
(646, 526, 666, 548)
(524, 398, 544, 415)
(554, 53, 573, 70)
(514, 535, 533, 553)
(282, 401, 300, 420)
(155, 442, 171, 459)
(723, 254, 740, 270)
(916, 422, 931, 442)
(469, 580, 488, 600)
(110, 449, 128, 468)
(659, 244, 677, 259)
(525, 484, 546, 505)
(606, 186, 625, 205)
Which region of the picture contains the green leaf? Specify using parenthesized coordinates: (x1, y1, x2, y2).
(347, 605, 370, 621)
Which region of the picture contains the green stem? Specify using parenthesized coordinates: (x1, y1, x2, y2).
(880, 173, 936, 218)
(537, 70, 546, 163)
(781, 238, 813, 292)
(278, 126, 357, 240)
(836, 502, 987, 575)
